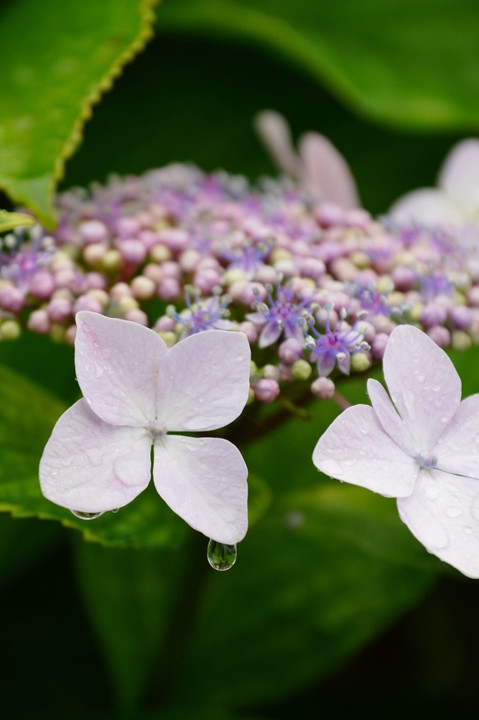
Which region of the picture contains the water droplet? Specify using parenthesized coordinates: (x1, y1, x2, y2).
(425, 484, 439, 500)
(445, 506, 462, 518)
(70, 510, 104, 520)
(111, 508, 120, 514)
(207, 540, 237, 571)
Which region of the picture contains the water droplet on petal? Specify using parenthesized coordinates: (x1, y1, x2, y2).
(70, 510, 104, 520)
(207, 539, 237, 571)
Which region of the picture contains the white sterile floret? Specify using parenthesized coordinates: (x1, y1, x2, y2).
(313, 324, 479, 578)
(39, 311, 251, 544)
(389, 139, 479, 224)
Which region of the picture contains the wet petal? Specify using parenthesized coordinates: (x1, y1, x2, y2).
(40, 399, 151, 513)
(388, 188, 464, 224)
(75, 311, 167, 427)
(153, 435, 248, 544)
(367, 378, 416, 455)
(313, 404, 419, 497)
(383, 325, 461, 452)
(439, 138, 479, 213)
(435, 395, 479, 480)
(398, 468, 479, 578)
(156, 330, 250, 432)
(299, 132, 360, 209)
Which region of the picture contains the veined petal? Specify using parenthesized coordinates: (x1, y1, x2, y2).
(313, 404, 419, 498)
(438, 138, 479, 214)
(435, 395, 479, 480)
(75, 311, 167, 427)
(397, 468, 479, 578)
(367, 378, 416, 456)
(153, 435, 248, 544)
(299, 132, 360, 209)
(388, 188, 465, 225)
(383, 325, 461, 452)
(258, 322, 282, 348)
(156, 330, 250, 432)
(40, 399, 151, 513)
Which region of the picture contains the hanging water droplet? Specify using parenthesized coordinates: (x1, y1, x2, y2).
(70, 510, 104, 520)
(207, 539, 237, 571)
(111, 508, 120, 514)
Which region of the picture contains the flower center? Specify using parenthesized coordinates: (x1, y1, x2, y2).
(416, 451, 437, 469)
(148, 419, 168, 439)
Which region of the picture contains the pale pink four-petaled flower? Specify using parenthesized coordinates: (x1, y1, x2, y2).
(313, 324, 479, 578)
(389, 139, 479, 225)
(40, 311, 251, 544)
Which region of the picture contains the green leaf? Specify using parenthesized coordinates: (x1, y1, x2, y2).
(167, 483, 438, 710)
(0, 363, 188, 549)
(75, 541, 189, 710)
(157, 0, 479, 130)
(0, 209, 34, 233)
(0, 0, 158, 226)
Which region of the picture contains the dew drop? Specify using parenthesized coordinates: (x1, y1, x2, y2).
(70, 510, 104, 520)
(445, 506, 462, 518)
(207, 539, 237, 571)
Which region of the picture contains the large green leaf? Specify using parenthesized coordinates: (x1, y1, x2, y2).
(0, 363, 188, 548)
(0, 0, 158, 225)
(162, 483, 438, 712)
(157, 0, 479, 131)
(75, 541, 189, 710)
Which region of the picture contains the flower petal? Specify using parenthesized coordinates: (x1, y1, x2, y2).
(438, 138, 479, 213)
(75, 311, 167, 426)
(153, 435, 248, 543)
(312, 404, 419, 497)
(298, 132, 360, 209)
(388, 188, 465, 225)
(397, 468, 479, 578)
(435, 395, 479, 479)
(382, 325, 461, 452)
(156, 330, 251, 432)
(40, 399, 151, 513)
(258, 321, 282, 348)
(254, 110, 302, 179)
(367, 378, 416, 455)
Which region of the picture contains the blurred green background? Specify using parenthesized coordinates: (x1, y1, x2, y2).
(1, 0, 479, 718)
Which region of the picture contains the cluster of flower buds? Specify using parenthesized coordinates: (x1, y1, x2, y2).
(1, 163, 479, 403)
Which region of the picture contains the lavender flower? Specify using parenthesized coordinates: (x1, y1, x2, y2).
(307, 308, 367, 377)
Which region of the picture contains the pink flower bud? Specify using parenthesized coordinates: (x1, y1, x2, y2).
(117, 239, 147, 265)
(279, 338, 303, 364)
(27, 309, 50, 334)
(371, 332, 389, 359)
(47, 297, 72, 323)
(80, 220, 108, 244)
(73, 295, 103, 314)
(255, 378, 280, 403)
(124, 308, 148, 325)
(314, 202, 345, 228)
(158, 277, 180, 300)
(311, 376, 335, 399)
(115, 217, 140, 237)
(238, 321, 258, 343)
(154, 315, 176, 332)
(0, 285, 25, 312)
(427, 325, 450, 348)
(29, 271, 55, 300)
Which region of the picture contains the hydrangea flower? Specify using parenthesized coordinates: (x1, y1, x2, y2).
(247, 284, 311, 348)
(40, 311, 251, 544)
(313, 324, 479, 577)
(307, 308, 367, 376)
(255, 110, 360, 208)
(389, 139, 479, 225)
